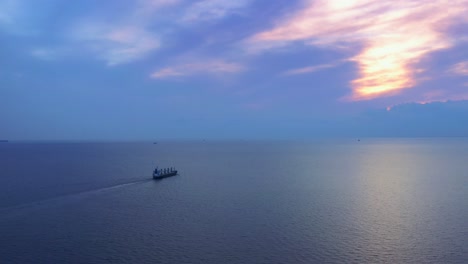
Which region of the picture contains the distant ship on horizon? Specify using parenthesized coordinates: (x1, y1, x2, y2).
(0, 140, 8, 143)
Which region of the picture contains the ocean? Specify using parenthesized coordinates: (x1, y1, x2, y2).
(0, 139, 467, 263)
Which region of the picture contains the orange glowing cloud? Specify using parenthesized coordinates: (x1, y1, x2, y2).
(249, 0, 468, 100)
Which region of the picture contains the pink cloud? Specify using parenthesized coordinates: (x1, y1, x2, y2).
(450, 61, 468, 75)
(248, 0, 468, 101)
(151, 60, 245, 79)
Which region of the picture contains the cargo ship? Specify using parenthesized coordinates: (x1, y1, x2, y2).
(153, 167, 178, 180)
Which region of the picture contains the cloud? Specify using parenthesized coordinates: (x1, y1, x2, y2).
(134, 0, 181, 17)
(0, 0, 38, 35)
(150, 68, 184, 78)
(142, 0, 180, 9)
(0, 0, 16, 25)
(3, 0, 252, 70)
(248, 0, 468, 100)
(181, 0, 251, 23)
(68, 0, 180, 66)
(368, 100, 468, 136)
(72, 23, 160, 66)
(450, 61, 468, 76)
(69, 0, 252, 65)
(282, 61, 342, 76)
(30, 48, 60, 60)
(151, 60, 244, 79)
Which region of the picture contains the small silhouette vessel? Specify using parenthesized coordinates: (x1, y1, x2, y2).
(153, 166, 178, 180)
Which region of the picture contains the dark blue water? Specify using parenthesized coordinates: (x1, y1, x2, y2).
(0, 139, 467, 263)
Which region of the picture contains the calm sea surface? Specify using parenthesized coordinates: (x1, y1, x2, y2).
(0, 139, 467, 263)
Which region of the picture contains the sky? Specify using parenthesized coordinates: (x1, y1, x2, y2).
(1, 0, 468, 140)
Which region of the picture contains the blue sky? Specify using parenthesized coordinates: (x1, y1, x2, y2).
(1, 0, 468, 140)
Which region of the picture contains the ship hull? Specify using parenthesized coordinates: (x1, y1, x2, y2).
(153, 171, 178, 180)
